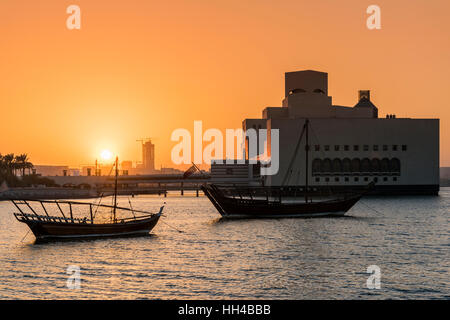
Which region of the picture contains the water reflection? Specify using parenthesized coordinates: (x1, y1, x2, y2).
(0, 190, 449, 299)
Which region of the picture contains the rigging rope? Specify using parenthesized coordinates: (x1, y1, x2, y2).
(92, 163, 115, 220)
(128, 197, 136, 218)
(92, 192, 104, 220)
(358, 200, 384, 215)
(20, 229, 31, 243)
(282, 122, 306, 186)
(159, 217, 185, 233)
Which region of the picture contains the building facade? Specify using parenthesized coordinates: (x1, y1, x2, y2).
(238, 70, 439, 195)
(142, 140, 155, 173)
(210, 160, 261, 185)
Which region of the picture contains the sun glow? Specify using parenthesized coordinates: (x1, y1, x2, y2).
(100, 149, 113, 161)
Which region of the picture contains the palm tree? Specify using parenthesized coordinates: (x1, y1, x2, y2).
(15, 154, 30, 177)
(0, 153, 34, 185)
(14, 154, 22, 177)
(0, 154, 4, 181)
(3, 154, 15, 177)
(0, 154, 16, 185)
(26, 160, 34, 175)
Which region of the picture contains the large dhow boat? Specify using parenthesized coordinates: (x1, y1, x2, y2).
(202, 119, 373, 218)
(11, 157, 163, 242)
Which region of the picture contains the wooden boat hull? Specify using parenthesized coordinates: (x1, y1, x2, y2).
(20, 215, 161, 242)
(202, 185, 363, 219)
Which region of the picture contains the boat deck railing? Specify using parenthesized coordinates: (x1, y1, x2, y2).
(11, 199, 158, 224)
(209, 184, 363, 202)
(14, 212, 91, 223)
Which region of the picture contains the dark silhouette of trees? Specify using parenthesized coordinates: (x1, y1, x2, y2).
(0, 153, 35, 186)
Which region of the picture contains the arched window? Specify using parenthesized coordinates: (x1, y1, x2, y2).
(321, 158, 332, 173)
(289, 88, 306, 95)
(342, 158, 351, 173)
(361, 158, 371, 173)
(381, 158, 390, 172)
(371, 158, 381, 173)
(332, 158, 342, 173)
(390, 158, 401, 173)
(312, 159, 322, 174)
(351, 158, 361, 173)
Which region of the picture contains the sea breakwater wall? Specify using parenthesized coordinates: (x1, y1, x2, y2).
(0, 187, 99, 200)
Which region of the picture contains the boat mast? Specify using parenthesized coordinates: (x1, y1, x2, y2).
(305, 119, 309, 203)
(113, 156, 118, 222)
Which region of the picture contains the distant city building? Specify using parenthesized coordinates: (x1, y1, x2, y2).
(142, 140, 155, 172)
(69, 168, 80, 176)
(120, 161, 132, 176)
(212, 70, 440, 195)
(34, 165, 80, 177)
(121, 161, 132, 170)
(440, 167, 450, 180)
(81, 164, 114, 176)
(81, 166, 95, 176)
(440, 167, 450, 187)
(34, 165, 69, 176)
(160, 167, 183, 175)
(211, 160, 261, 185)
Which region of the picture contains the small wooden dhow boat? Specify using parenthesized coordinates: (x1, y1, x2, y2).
(202, 119, 373, 218)
(11, 157, 163, 241)
(202, 183, 372, 218)
(12, 199, 163, 242)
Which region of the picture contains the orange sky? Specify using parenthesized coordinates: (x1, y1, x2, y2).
(1, 0, 449, 168)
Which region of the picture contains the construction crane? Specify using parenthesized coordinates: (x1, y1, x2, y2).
(135, 138, 157, 168)
(136, 138, 154, 145)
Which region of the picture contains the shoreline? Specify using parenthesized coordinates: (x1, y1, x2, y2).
(0, 187, 99, 200)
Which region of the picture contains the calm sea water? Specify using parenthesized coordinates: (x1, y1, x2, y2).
(0, 189, 448, 300)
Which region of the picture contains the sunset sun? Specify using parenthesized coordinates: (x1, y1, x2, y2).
(100, 149, 112, 161)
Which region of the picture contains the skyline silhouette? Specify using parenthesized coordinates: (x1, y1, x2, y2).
(0, 0, 448, 168)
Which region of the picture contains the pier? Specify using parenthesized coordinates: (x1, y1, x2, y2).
(41, 174, 212, 197)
